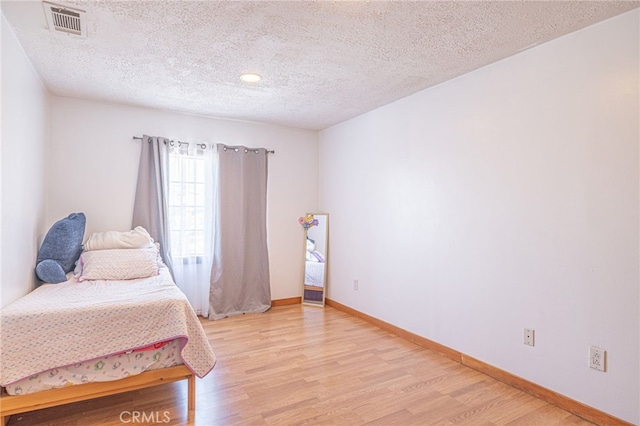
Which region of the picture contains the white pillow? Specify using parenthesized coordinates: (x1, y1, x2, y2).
(84, 226, 154, 251)
(78, 248, 159, 281)
(306, 239, 315, 252)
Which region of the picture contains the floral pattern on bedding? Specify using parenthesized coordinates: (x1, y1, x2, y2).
(5, 339, 182, 395)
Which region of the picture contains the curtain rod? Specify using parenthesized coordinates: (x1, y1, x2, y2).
(133, 136, 275, 154)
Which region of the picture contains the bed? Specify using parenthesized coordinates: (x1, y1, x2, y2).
(304, 237, 326, 288)
(304, 260, 325, 287)
(303, 239, 326, 305)
(0, 265, 216, 424)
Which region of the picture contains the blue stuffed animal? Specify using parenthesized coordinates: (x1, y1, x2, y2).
(35, 213, 86, 283)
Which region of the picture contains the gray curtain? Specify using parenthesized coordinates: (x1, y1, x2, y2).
(132, 135, 174, 277)
(209, 145, 271, 320)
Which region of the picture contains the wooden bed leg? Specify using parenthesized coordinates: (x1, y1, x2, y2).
(187, 374, 195, 422)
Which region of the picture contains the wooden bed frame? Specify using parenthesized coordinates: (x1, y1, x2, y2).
(0, 365, 194, 425)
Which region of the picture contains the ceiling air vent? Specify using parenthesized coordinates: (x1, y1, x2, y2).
(43, 1, 87, 37)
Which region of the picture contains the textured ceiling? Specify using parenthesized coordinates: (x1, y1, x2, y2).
(2, 1, 638, 130)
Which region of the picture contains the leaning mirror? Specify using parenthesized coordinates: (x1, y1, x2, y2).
(300, 213, 329, 306)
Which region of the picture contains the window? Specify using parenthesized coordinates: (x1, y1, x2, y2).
(168, 145, 207, 259)
(165, 142, 216, 316)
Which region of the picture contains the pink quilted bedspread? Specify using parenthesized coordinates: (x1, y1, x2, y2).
(0, 268, 216, 386)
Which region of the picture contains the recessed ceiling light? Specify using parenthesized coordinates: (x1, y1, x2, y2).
(240, 73, 262, 83)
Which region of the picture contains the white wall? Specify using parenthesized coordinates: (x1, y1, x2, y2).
(48, 97, 318, 300)
(319, 10, 639, 424)
(1, 13, 49, 308)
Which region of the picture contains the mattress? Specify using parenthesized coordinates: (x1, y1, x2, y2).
(4, 339, 182, 395)
(304, 261, 325, 287)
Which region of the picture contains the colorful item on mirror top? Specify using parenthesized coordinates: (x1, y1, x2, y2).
(298, 215, 319, 229)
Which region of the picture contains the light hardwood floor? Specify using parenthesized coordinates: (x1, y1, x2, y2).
(7, 305, 593, 425)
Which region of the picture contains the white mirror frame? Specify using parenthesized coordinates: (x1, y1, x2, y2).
(302, 213, 329, 307)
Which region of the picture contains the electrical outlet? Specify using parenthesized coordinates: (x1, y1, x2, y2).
(589, 346, 606, 372)
(524, 328, 535, 346)
(353, 279, 359, 291)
